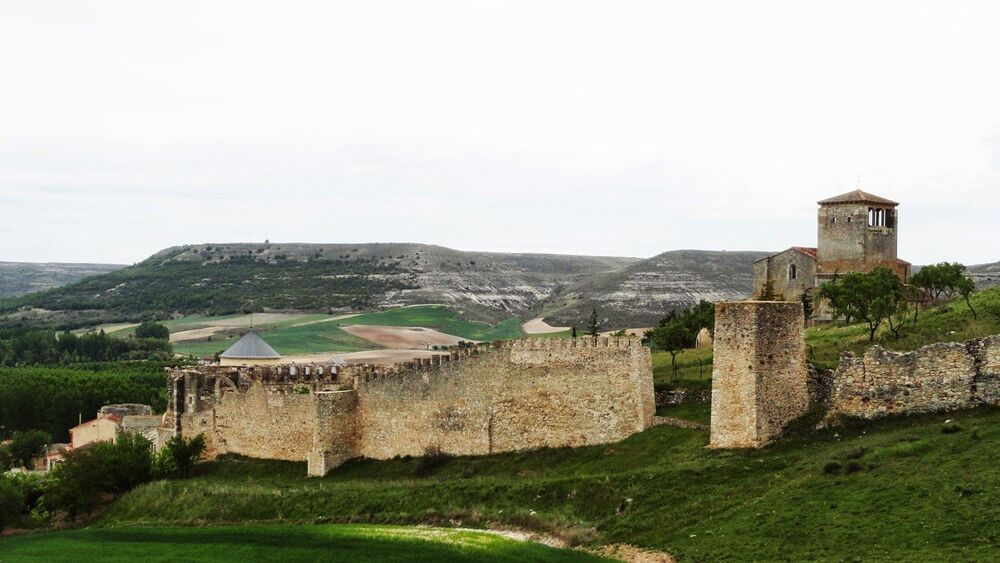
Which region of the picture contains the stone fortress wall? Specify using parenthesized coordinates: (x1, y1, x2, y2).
(166, 337, 655, 476)
(827, 335, 1000, 419)
(709, 300, 1000, 449)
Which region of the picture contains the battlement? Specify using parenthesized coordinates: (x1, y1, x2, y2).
(171, 337, 645, 387)
(165, 336, 654, 476)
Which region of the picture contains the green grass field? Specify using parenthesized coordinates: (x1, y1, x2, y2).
(172, 321, 380, 357)
(0, 524, 605, 562)
(94, 405, 1000, 561)
(337, 305, 524, 341)
(108, 306, 526, 357)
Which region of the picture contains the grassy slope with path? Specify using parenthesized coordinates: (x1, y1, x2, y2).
(0, 524, 608, 562)
(94, 405, 1000, 561)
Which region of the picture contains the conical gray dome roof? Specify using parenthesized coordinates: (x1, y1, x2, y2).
(220, 330, 281, 359)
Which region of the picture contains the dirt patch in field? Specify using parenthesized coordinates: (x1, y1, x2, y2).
(283, 349, 441, 366)
(522, 317, 570, 334)
(170, 327, 226, 343)
(341, 325, 471, 349)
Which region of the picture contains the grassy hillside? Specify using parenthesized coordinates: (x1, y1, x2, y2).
(0, 524, 606, 562)
(97, 405, 1000, 561)
(0, 243, 640, 330)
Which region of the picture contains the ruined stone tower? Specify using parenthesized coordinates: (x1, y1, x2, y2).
(709, 301, 808, 448)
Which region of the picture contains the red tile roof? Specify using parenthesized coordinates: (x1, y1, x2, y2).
(792, 246, 818, 259)
(819, 189, 898, 206)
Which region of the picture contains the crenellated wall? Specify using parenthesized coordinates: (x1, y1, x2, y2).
(166, 337, 654, 476)
(828, 335, 1000, 419)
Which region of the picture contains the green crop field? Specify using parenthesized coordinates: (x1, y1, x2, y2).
(336, 305, 525, 341)
(0, 524, 605, 562)
(107, 306, 526, 357)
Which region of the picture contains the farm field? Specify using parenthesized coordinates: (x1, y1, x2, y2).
(0, 524, 607, 562)
(101, 306, 528, 358)
(336, 305, 525, 341)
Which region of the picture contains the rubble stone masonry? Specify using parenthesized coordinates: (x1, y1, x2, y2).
(828, 335, 1000, 418)
(166, 337, 654, 476)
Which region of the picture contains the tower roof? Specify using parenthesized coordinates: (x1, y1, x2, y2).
(220, 329, 281, 359)
(818, 189, 898, 206)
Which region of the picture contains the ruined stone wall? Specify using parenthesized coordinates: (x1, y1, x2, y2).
(710, 301, 808, 448)
(355, 338, 653, 459)
(828, 336, 1000, 419)
(166, 338, 653, 474)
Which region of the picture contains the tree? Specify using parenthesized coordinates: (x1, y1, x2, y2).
(0, 477, 25, 533)
(817, 267, 905, 342)
(756, 280, 783, 301)
(957, 276, 978, 320)
(108, 432, 153, 494)
(134, 321, 169, 340)
(650, 319, 694, 377)
(164, 434, 206, 479)
(8, 430, 50, 468)
(588, 309, 599, 338)
(800, 289, 814, 323)
(46, 443, 117, 520)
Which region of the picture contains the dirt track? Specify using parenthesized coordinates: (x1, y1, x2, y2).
(522, 317, 570, 334)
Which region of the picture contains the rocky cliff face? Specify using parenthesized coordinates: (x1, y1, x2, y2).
(0, 262, 125, 298)
(538, 250, 771, 328)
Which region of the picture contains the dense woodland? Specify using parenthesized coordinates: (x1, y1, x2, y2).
(0, 329, 172, 366)
(0, 362, 170, 442)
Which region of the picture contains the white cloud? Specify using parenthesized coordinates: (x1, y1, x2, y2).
(1, 0, 998, 264)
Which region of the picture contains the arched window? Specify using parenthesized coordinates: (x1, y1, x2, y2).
(788, 263, 797, 281)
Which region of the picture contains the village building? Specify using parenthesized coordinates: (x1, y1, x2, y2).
(219, 329, 282, 366)
(69, 415, 120, 449)
(752, 189, 911, 318)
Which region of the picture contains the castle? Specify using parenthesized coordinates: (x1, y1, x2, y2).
(164, 337, 655, 476)
(752, 189, 911, 313)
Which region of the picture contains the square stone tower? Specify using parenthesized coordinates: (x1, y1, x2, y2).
(816, 189, 908, 283)
(710, 301, 808, 448)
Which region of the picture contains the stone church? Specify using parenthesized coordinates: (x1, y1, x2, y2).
(752, 189, 911, 314)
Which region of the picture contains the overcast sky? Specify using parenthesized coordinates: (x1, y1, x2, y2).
(1, 1, 998, 265)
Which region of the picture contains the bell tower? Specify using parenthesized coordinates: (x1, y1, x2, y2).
(816, 189, 907, 282)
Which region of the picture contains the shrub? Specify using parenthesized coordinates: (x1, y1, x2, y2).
(845, 461, 863, 474)
(822, 460, 842, 475)
(413, 445, 449, 477)
(941, 422, 962, 434)
(134, 321, 169, 340)
(0, 477, 26, 533)
(163, 434, 206, 478)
